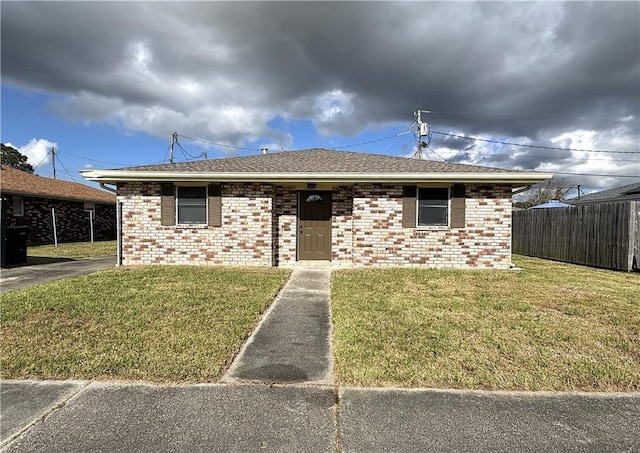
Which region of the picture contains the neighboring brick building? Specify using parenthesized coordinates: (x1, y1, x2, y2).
(1, 165, 116, 245)
(81, 149, 551, 268)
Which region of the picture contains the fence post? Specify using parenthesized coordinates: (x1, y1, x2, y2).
(629, 201, 639, 272)
(116, 202, 123, 266)
(51, 207, 58, 246)
(89, 209, 94, 243)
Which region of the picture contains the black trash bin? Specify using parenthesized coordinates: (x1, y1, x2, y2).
(4, 225, 30, 266)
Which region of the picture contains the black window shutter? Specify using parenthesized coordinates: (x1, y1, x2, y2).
(402, 186, 417, 228)
(208, 183, 222, 227)
(450, 184, 466, 228)
(160, 184, 175, 226)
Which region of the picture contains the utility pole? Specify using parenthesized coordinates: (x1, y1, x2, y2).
(414, 109, 431, 159)
(51, 147, 57, 179)
(169, 132, 177, 163)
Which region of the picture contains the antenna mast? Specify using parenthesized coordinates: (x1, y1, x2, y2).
(51, 147, 57, 179)
(414, 109, 431, 159)
(169, 132, 177, 163)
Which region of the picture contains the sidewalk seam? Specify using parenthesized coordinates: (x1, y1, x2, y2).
(2, 380, 92, 449)
(333, 386, 343, 453)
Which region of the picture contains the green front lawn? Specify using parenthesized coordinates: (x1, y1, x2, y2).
(1, 266, 290, 383)
(331, 256, 640, 392)
(4, 254, 638, 391)
(28, 240, 117, 260)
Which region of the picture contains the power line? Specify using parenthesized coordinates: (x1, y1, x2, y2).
(545, 171, 638, 178)
(56, 157, 77, 182)
(455, 154, 638, 178)
(59, 147, 170, 168)
(177, 134, 261, 152)
(430, 110, 569, 117)
(459, 159, 637, 178)
(387, 121, 417, 155)
(432, 130, 639, 154)
(387, 134, 411, 155)
(58, 149, 133, 167)
(443, 150, 639, 163)
(332, 130, 413, 150)
(31, 153, 50, 170)
(173, 134, 211, 161)
(175, 140, 198, 160)
(425, 146, 448, 163)
(177, 129, 414, 154)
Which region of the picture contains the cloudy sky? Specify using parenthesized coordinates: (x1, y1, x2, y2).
(2, 1, 638, 195)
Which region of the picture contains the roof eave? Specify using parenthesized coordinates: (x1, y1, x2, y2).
(0, 188, 115, 204)
(79, 170, 553, 185)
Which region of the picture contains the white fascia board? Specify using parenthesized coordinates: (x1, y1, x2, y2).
(80, 169, 553, 185)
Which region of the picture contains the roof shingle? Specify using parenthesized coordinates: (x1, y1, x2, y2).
(120, 148, 511, 174)
(0, 165, 116, 204)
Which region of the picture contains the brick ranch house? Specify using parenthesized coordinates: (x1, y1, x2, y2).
(0, 165, 116, 245)
(81, 149, 551, 268)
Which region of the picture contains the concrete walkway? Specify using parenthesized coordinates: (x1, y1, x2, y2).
(0, 256, 116, 293)
(2, 380, 639, 452)
(223, 268, 333, 385)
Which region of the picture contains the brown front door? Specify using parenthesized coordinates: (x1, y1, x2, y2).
(298, 191, 332, 260)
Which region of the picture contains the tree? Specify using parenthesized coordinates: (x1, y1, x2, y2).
(514, 177, 574, 209)
(1, 143, 34, 173)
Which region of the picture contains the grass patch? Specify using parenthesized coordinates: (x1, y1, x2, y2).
(1, 266, 290, 383)
(331, 255, 640, 391)
(28, 240, 117, 260)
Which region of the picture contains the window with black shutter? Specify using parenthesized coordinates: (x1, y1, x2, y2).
(177, 186, 207, 224)
(417, 187, 449, 226)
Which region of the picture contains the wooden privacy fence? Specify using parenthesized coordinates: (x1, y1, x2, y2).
(512, 201, 639, 272)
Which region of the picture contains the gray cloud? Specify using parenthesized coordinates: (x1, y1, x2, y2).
(2, 1, 638, 189)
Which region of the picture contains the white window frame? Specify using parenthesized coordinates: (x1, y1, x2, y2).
(176, 185, 208, 225)
(417, 187, 450, 227)
(13, 195, 24, 217)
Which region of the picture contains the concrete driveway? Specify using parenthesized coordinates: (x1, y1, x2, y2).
(0, 256, 116, 293)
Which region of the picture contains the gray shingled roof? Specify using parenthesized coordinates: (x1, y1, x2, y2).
(82, 148, 553, 184)
(567, 181, 640, 204)
(119, 148, 511, 174)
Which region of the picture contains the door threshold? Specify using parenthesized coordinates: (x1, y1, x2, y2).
(283, 260, 352, 269)
(296, 260, 332, 267)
